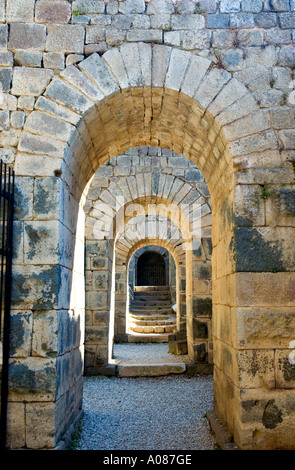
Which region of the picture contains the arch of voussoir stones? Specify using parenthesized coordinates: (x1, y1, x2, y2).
(129, 244, 171, 294)
(84, 171, 211, 243)
(84, 190, 205, 374)
(105, 208, 189, 350)
(12, 43, 295, 451)
(113, 217, 186, 341)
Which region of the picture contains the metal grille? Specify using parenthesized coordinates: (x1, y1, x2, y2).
(137, 251, 166, 286)
(0, 161, 15, 449)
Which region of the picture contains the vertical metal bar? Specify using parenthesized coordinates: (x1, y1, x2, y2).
(0, 160, 3, 335)
(0, 164, 14, 449)
(0, 162, 7, 329)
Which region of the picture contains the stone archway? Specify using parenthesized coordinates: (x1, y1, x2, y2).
(11, 44, 295, 450)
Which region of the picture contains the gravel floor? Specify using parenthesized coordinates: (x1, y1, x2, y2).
(75, 343, 217, 451)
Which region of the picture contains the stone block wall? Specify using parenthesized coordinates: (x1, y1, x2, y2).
(84, 146, 213, 368)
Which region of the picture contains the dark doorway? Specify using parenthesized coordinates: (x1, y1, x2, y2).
(137, 251, 166, 286)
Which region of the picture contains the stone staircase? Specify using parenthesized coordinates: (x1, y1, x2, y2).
(128, 286, 176, 339)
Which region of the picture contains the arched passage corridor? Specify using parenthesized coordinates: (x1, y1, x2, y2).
(11, 44, 295, 450)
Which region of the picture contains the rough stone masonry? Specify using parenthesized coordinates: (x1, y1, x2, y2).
(0, 0, 294, 451)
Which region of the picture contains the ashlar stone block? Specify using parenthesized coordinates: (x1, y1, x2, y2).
(220, 0, 240, 12)
(165, 48, 191, 91)
(6, 403, 26, 449)
(45, 77, 94, 114)
(8, 23, 46, 51)
(32, 310, 58, 358)
(25, 402, 56, 449)
(7, 0, 35, 22)
(46, 25, 85, 54)
(35, 0, 72, 24)
(194, 68, 231, 109)
(8, 357, 57, 401)
(118, 0, 145, 14)
(147, 0, 175, 14)
(102, 48, 129, 89)
(24, 111, 75, 143)
(61, 65, 104, 102)
(35, 96, 81, 127)
(72, 0, 105, 14)
(10, 311, 33, 358)
(11, 67, 53, 97)
(33, 176, 60, 220)
(24, 220, 59, 265)
(79, 53, 119, 97)
(152, 44, 171, 88)
(0, 68, 12, 93)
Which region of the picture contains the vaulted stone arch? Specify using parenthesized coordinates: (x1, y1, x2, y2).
(114, 213, 187, 338)
(11, 43, 295, 450)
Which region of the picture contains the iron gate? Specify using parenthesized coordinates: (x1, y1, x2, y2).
(0, 160, 14, 449)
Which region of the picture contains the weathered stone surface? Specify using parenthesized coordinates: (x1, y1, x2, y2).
(119, 0, 145, 14)
(147, 0, 175, 14)
(25, 402, 56, 449)
(6, 403, 26, 449)
(7, 0, 35, 22)
(183, 30, 211, 49)
(11, 67, 53, 96)
(45, 77, 94, 114)
(242, 0, 263, 12)
(46, 25, 85, 53)
(255, 12, 278, 28)
(165, 48, 191, 91)
(25, 111, 75, 142)
(72, 0, 105, 14)
(126, 30, 162, 43)
(33, 176, 60, 220)
(171, 14, 205, 29)
(8, 357, 56, 400)
(43, 52, 65, 70)
(35, 97, 81, 128)
(0, 110, 9, 130)
(8, 23, 46, 51)
(220, 0, 240, 13)
(32, 310, 58, 358)
(103, 48, 129, 89)
(35, 0, 71, 24)
(24, 220, 59, 265)
(279, 46, 295, 66)
(79, 53, 119, 96)
(0, 68, 12, 92)
(279, 12, 295, 28)
(14, 51, 42, 68)
(11, 110, 25, 129)
(194, 68, 231, 109)
(10, 311, 33, 357)
(206, 13, 230, 28)
(236, 307, 295, 348)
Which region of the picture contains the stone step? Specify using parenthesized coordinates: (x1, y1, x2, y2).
(130, 309, 173, 316)
(130, 318, 175, 326)
(134, 291, 171, 296)
(134, 295, 171, 301)
(129, 313, 173, 321)
(127, 333, 169, 343)
(134, 286, 170, 292)
(129, 323, 176, 334)
(117, 362, 187, 377)
(132, 301, 172, 307)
